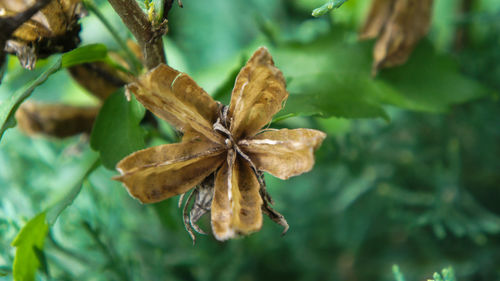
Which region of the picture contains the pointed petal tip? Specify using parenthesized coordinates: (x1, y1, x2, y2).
(212, 228, 236, 242)
(111, 174, 123, 182)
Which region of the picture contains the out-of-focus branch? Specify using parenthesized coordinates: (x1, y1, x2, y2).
(107, 0, 166, 70)
(163, 0, 183, 20)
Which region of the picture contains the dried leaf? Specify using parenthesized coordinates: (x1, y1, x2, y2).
(239, 129, 326, 180)
(1, 0, 85, 69)
(128, 64, 223, 144)
(115, 137, 225, 203)
(228, 47, 288, 139)
(15, 101, 98, 138)
(360, 0, 434, 74)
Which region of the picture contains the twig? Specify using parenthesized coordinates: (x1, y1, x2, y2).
(83, 0, 142, 73)
(163, 0, 183, 20)
(107, 0, 166, 69)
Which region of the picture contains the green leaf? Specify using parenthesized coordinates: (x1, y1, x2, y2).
(0, 44, 111, 142)
(45, 151, 100, 225)
(441, 267, 456, 281)
(273, 32, 389, 121)
(0, 58, 62, 141)
(376, 41, 491, 112)
(212, 55, 247, 104)
(90, 89, 146, 170)
(272, 30, 491, 121)
(11, 212, 49, 281)
(278, 73, 390, 122)
(61, 44, 108, 68)
(392, 265, 406, 281)
(312, 0, 349, 17)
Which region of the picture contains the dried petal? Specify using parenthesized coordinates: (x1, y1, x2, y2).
(115, 137, 225, 203)
(128, 64, 223, 143)
(15, 102, 98, 138)
(228, 47, 288, 139)
(360, 0, 433, 74)
(211, 153, 263, 241)
(359, 0, 393, 40)
(239, 129, 326, 180)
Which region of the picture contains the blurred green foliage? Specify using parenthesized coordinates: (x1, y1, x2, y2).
(1, 0, 500, 280)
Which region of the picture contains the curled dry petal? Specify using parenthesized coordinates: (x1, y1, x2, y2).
(211, 153, 263, 241)
(228, 47, 288, 139)
(359, 0, 393, 40)
(128, 64, 223, 143)
(239, 129, 326, 180)
(360, 0, 433, 74)
(115, 137, 225, 203)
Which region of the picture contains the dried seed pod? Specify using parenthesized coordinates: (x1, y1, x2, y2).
(68, 62, 126, 101)
(68, 40, 142, 101)
(1, 0, 85, 69)
(15, 102, 99, 138)
(114, 47, 326, 242)
(360, 0, 434, 74)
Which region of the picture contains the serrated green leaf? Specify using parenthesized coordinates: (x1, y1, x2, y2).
(90, 89, 146, 170)
(61, 44, 108, 68)
(0, 58, 62, 141)
(11, 212, 49, 281)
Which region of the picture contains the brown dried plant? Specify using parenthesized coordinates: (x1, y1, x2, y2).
(1, 0, 85, 69)
(360, 0, 434, 75)
(15, 102, 99, 138)
(114, 47, 326, 242)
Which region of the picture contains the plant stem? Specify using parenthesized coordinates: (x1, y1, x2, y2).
(107, 0, 166, 70)
(83, 0, 142, 73)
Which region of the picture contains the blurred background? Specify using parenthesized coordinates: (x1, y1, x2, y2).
(1, 0, 500, 280)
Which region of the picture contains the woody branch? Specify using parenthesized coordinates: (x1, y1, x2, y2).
(107, 0, 166, 69)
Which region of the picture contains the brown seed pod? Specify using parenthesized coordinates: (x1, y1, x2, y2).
(360, 0, 434, 75)
(68, 62, 126, 101)
(114, 47, 326, 242)
(15, 101, 99, 138)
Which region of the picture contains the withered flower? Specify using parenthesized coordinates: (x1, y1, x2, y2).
(1, 0, 85, 69)
(114, 47, 326, 241)
(360, 0, 433, 74)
